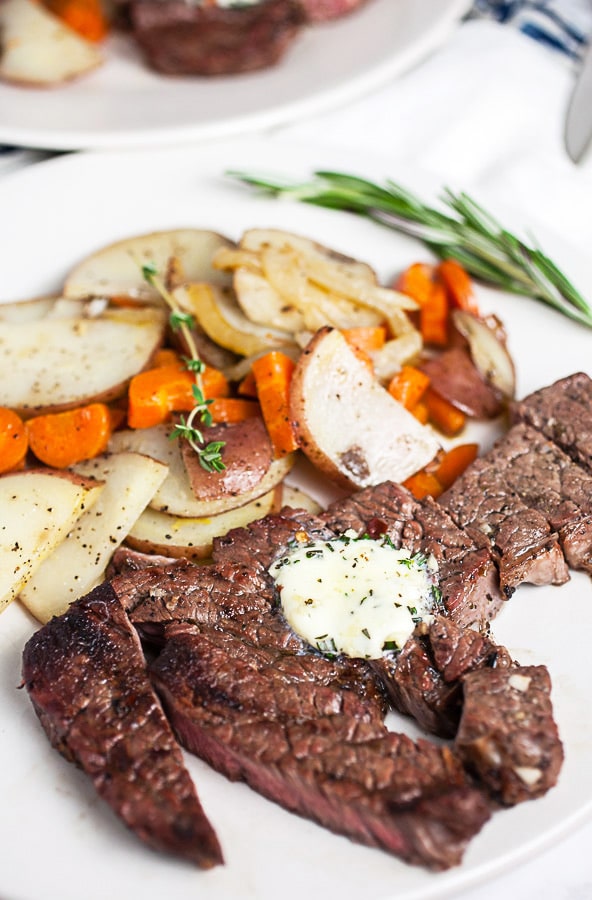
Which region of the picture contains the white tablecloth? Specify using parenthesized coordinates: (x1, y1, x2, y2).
(1, 8, 592, 900)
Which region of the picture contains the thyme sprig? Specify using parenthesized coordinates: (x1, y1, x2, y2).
(141, 262, 225, 472)
(226, 169, 592, 329)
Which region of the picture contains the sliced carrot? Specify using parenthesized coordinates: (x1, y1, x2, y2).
(201, 366, 230, 400)
(0, 407, 28, 474)
(388, 365, 430, 410)
(27, 403, 112, 469)
(434, 442, 479, 491)
(42, 0, 109, 41)
(395, 262, 449, 345)
(237, 369, 258, 398)
(209, 398, 261, 424)
(394, 262, 437, 307)
(151, 348, 183, 369)
(127, 364, 230, 430)
(341, 326, 387, 356)
(410, 400, 429, 425)
(127, 365, 194, 429)
(437, 259, 479, 315)
(419, 281, 449, 346)
(424, 388, 466, 436)
(251, 351, 298, 457)
(402, 470, 443, 500)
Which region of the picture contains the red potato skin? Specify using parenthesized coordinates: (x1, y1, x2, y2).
(420, 347, 504, 420)
(180, 416, 273, 502)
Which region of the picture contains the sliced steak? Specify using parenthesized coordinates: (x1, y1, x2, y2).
(150, 626, 492, 871)
(320, 480, 504, 627)
(21, 581, 223, 869)
(481, 423, 592, 573)
(455, 665, 564, 805)
(512, 372, 592, 473)
(373, 616, 513, 739)
(130, 0, 306, 76)
(439, 455, 569, 596)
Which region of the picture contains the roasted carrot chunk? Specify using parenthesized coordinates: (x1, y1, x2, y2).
(395, 262, 436, 307)
(27, 403, 113, 469)
(209, 398, 262, 424)
(419, 281, 449, 346)
(395, 262, 449, 346)
(410, 400, 430, 425)
(42, 0, 109, 41)
(424, 388, 466, 436)
(341, 326, 387, 355)
(434, 442, 479, 491)
(403, 470, 443, 500)
(127, 364, 230, 430)
(237, 369, 258, 398)
(251, 351, 298, 457)
(437, 259, 479, 315)
(388, 365, 430, 410)
(0, 407, 28, 474)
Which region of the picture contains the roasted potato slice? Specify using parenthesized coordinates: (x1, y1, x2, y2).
(290, 327, 440, 490)
(0, 302, 167, 415)
(125, 485, 281, 561)
(63, 229, 235, 303)
(0, 0, 103, 86)
(109, 425, 296, 517)
(0, 470, 103, 612)
(239, 228, 377, 281)
(19, 452, 168, 623)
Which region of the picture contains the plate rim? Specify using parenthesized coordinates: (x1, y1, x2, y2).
(0, 0, 471, 151)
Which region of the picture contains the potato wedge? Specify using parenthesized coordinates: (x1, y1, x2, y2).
(280, 484, 322, 515)
(290, 327, 440, 490)
(19, 452, 168, 623)
(109, 425, 296, 517)
(239, 228, 377, 281)
(0, 0, 103, 86)
(0, 296, 57, 323)
(173, 282, 297, 357)
(0, 469, 103, 612)
(64, 229, 235, 303)
(0, 303, 167, 415)
(125, 485, 281, 561)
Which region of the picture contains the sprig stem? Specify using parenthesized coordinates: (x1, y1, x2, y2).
(141, 262, 225, 472)
(227, 169, 592, 328)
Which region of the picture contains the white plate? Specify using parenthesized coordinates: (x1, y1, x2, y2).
(0, 0, 470, 150)
(1, 138, 592, 900)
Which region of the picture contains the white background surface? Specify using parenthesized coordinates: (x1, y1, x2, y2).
(2, 8, 592, 900)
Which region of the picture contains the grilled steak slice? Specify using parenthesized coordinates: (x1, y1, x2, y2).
(320, 480, 504, 627)
(150, 626, 492, 871)
(21, 582, 223, 869)
(130, 0, 306, 76)
(439, 455, 569, 596)
(513, 372, 592, 473)
(373, 616, 513, 739)
(480, 423, 592, 573)
(455, 665, 564, 805)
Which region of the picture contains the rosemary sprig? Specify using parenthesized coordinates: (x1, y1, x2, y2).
(141, 262, 225, 472)
(226, 169, 592, 328)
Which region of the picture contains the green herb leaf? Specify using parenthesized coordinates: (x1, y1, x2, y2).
(227, 168, 592, 328)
